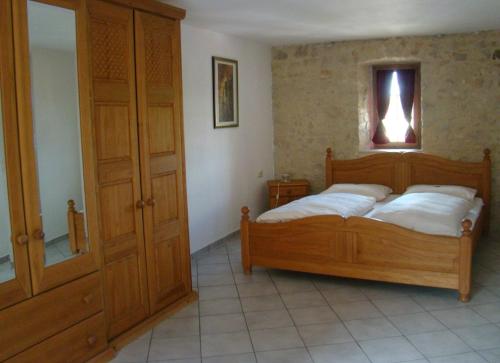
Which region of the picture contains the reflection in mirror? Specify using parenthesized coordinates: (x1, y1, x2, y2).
(28, 1, 89, 267)
(0, 89, 15, 283)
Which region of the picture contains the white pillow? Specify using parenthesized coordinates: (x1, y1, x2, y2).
(322, 183, 393, 201)
(404, 185, 477, 201)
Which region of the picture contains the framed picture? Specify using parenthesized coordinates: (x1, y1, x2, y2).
(212, 56, 239, 128)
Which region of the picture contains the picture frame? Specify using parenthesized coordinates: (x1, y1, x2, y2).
(212, 56, 239, 128)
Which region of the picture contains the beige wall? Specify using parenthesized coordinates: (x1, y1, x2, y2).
(272, 30, 500, 232)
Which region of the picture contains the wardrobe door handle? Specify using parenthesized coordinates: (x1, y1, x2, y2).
(136, 200, 145, 209)
(33, 229, 45, 240)
(87, 335, 97, 346)
(16, 234, 29, 245)
(146, 198, 156, 207)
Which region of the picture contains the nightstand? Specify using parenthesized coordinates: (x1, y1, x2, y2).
(267, 179, 310, 209)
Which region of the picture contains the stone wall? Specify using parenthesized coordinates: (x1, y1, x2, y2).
(272, 30, 500, 232)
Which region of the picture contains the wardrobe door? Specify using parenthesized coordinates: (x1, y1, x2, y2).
(12, 0, 100, 294)
(0, 0, 32, 309)
(135, 11, 191, 313)
(88, 0, 149, 336)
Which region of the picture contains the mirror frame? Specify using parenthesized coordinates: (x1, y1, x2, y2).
(13, 0, 101, 294)
(0, 0, 32, 309)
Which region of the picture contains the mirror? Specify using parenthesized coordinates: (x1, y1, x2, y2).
(28, 1, 89, 267)
(0, 89, 15, 283)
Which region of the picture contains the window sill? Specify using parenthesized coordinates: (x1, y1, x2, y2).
(359, 148, 422, 154)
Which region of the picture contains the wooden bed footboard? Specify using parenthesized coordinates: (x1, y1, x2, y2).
(241, 207, 480, 302)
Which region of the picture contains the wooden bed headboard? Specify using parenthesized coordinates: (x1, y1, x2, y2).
(325, 148, 491, 205)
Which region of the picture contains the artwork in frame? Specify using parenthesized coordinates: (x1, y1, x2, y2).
(213, 56, 239, 128)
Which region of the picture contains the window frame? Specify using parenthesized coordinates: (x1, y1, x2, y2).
(371, 63, 421, 150)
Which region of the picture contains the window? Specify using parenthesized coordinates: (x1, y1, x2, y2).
(371, 64, 421, 149)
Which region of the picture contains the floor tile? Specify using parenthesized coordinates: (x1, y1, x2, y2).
(321, 286, 368, 304)
(201, 331, 253, 357)
(197, 263, 232, 275)
(199, 285, 238, 301)
(198, 273, 234, 287)
(360, 283, 412, 300)
(430, 308, 488, 329)
(148, 336, 200, 361)
(245, 309, 293, 330)
(472, 302, 500, 323)
(359, 336, 423, 363)
(200, 298, 242, 316)
(255, 348, 313, 363)
(288, 306, 339, 326)
(452, 324, 500, 350)
(478, 347, 500, 363)
(345, 317, 401, 341)
(388, 312, 447, 335)
(406, 330, 471, 358)
(428, 352, 488, 363)
(234, 271, 271, 284)
(112, 335, 150, 363)
(272, 277, 316, 294)
(237, 282, 278, 297)
(309, 342, 371, 363)
(250, 326, 304, 352)
(172, 303, 199, 319)
(412, 291, 463, 311)
(153, 317, 199, 338)
(297, 322, 353, 346)
(281, 290, 327, 309)
(332, 300, 383, 321)
(372, 297, 424, 316)
(202, 353, 256, 363)
(241, 295, 285, 312)
(153, 359, 200, 363)
(196, 254, 229, 265)
(200, 313, 247, 334)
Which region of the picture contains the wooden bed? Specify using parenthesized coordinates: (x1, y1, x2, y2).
(241, 148, 491, 302)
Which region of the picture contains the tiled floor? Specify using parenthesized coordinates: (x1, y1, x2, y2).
(112, 234, 500, 363)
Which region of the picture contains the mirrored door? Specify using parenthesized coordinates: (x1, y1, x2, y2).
(13, 0, 100, 294)
(0, 0, 32, 309)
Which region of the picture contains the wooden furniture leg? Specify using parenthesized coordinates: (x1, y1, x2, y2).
(459, 219, 473, 302)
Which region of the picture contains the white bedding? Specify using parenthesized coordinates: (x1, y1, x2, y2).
(369, 192, 483, 237)
(256, 193, 376, 223)
(257, 192, 484, 237)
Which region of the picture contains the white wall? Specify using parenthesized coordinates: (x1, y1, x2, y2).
(181, 24, 274, 253)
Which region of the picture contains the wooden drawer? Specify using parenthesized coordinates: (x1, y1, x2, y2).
(6, 312, 107, 363)
(269, 185, 309, 197)
(0, 272, 103, 361)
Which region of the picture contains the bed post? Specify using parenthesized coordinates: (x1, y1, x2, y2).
(458, 219, 473, 302)
(241, 206, 252, 274)
(482, 148, 491, 235)
(325, 148, 333, 188)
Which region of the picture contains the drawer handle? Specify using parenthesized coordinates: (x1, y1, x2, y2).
(136, 200, 145, 209)
(82, 294, 93, 305)
(87, 335, 97, 346)
(146, 197, 156, 207)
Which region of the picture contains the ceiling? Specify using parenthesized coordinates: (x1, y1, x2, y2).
(165, 0, 500, 45)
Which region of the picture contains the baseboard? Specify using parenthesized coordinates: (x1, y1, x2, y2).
(191, 229, 239, 258)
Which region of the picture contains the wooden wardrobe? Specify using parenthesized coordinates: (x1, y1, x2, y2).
(0, 0, 194, 361)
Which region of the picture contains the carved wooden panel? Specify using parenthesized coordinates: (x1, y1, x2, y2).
(95, 105, 130, 160)
(148, 106, 175, 154)
(135, 10, 190, 314)
(88, 0, 149, 337)
(90, 20, 128, 81)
